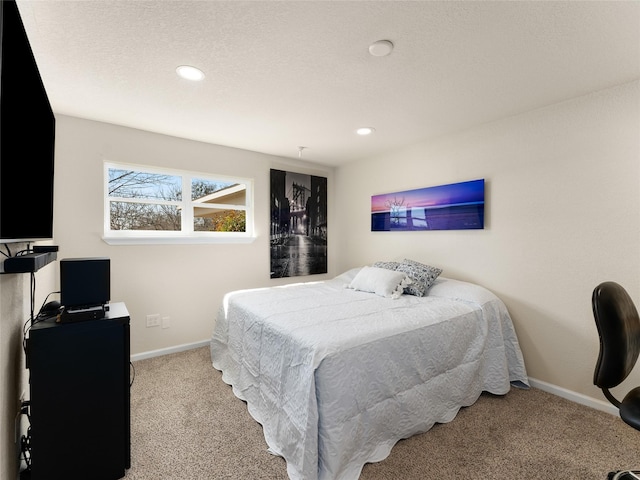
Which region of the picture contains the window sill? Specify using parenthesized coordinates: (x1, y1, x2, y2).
(102, 235, 257, 245)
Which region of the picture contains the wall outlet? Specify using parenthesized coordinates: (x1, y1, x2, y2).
(146, 314, 161, 327)
(162, 316, 170, 329)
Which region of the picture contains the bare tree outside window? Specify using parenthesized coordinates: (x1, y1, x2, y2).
(108, 169, 182, 231)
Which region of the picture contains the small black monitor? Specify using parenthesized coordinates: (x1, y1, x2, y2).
(60, 258, 110, 309)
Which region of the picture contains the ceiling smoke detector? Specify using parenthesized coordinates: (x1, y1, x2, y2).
(368, 40, 394, 57)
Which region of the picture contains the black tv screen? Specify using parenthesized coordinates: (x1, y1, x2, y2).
(0, 0, 56, 243)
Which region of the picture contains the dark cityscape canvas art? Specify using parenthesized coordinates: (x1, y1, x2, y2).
(270, 169, 328, 278)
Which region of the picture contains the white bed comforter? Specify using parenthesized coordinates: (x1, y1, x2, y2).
(210, 269, 528, 480)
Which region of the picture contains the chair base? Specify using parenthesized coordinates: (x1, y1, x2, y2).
(609, 471, 640, 480)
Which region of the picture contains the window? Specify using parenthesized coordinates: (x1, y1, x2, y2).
(103, 162, 254, 244)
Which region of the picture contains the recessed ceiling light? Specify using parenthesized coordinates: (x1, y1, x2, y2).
(356, 127, 375, 136)
(369, 40, 394, 57)
(176, 65, 205, 81)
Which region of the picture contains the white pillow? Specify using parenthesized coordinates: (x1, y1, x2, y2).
(347, 266, 412, 299)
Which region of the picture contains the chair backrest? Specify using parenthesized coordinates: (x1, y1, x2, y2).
(593, 281, 640, 389)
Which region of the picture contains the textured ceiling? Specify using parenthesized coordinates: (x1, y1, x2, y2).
(15, 0, 640, 166)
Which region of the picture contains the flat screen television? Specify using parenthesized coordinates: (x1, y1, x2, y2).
(0, 0, 55, 243)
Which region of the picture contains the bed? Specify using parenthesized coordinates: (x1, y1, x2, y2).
(210, 263, 528, 480)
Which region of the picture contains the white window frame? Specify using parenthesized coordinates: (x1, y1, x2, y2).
(103, 162, 255, 245)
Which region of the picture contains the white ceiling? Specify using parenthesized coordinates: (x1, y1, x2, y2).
(16, 0, 640, 166)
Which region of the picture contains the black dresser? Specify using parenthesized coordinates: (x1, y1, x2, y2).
(26, 302, 130, 480)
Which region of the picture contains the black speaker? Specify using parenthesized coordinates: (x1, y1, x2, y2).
(60, 257, 110, 309)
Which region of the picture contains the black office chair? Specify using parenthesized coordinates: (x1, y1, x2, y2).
(593, 281, 640, 480)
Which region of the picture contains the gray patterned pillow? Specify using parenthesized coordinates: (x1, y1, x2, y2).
(372, 261, 400, 271)
(395, 259, 442, 297)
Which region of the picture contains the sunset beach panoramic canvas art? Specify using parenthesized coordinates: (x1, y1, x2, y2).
(371, 179, 485, 231)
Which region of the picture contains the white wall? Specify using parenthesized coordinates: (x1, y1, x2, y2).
(335, 81, 640, 403)
(52, 115, 335, 356)
(0, 274, 26, 480)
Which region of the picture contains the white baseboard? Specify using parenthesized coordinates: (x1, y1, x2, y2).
(528, 376, 618, 416)
(130, 339, 210, 362)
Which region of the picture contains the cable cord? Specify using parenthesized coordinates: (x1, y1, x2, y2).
(18, 401, 32, 472)
(29, 273, 36, 326)
(130, 362, 135, 387)
(33, 291, 61, 324)
(23, 290, 62, 355)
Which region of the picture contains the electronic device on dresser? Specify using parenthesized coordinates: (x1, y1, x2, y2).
(59, 257, 110, 323)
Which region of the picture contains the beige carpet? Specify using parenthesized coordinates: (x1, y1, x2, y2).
(124, 346, 639, 480)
